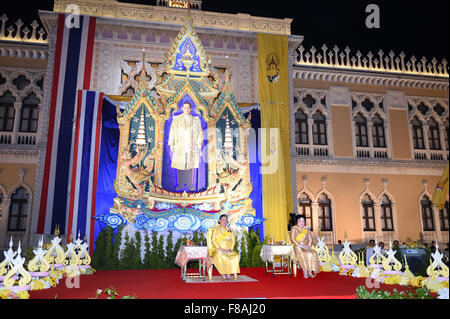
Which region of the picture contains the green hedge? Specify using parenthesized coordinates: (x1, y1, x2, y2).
(91, 226, 265, 270)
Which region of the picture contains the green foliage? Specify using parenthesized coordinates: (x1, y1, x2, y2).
(119, 230, 132, 270)
(91, 286, 138, 299)
(91, 226, 107, 270)
(238, 228, 265, 268)
(356, 286, 434, 299)
(92, 226, 266, 270)
(111, 226, 123, 269)
(133, 231, 143, 269)
(143, 232, 152, 269)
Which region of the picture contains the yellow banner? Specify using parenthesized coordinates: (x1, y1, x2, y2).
(257, 33, 293, 242)
(432, 164, 449, 210)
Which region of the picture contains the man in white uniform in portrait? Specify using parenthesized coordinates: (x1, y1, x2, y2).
(168, 102, 203, 191)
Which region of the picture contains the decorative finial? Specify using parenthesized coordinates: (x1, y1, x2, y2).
(140, 49, 146, 82)
(225, 55, 230, 81)
(187, 0, 191, 17)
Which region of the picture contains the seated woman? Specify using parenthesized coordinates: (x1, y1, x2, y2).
(208, 214, 240, 281)
(290, 214, 320, 278)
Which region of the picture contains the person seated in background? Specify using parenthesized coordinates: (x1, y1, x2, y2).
(290, 214, 320, 278)
(208, 214, 240, 281)
(335, 240, 343, 250)
(365, 239, 376, 265)
(429, 240, 437, 254)
(392, 240, 402, 260)
(444, 243, 449, 265)
(379, 241, 386, 256)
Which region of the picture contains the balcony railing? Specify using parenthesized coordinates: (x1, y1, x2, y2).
(0, 132, 37, 145)
(414, 150, 448, 161)
(0, 132, 12, 144)
(356, 146, 388, 159)
(17, 132, 36, 145)
(296, 144, 329, 157)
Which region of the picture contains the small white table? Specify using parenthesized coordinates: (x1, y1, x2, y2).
(260, 244, 297, 277)
(174, 245, 212, 281)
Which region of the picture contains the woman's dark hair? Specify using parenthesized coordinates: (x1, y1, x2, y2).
(295, 214, 306, 224)
(218, 214, 228, 224)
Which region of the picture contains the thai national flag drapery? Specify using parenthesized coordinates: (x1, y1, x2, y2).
(37, 13, 97, 245)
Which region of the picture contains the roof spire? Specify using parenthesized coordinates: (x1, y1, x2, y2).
(225, 55, 230, 82)
(139, 48, 148, 85)
(187, 0, 191, 17)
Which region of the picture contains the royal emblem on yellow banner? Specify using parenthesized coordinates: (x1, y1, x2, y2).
(265, 52, 280, 83)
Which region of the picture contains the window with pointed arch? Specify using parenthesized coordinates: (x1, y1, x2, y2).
(294, 109, 308, 145)
(7, 187, 29, 231)
(298, 193, 313, 230)
(318, 193, 332, 231)
(361, 194, 376, 231)
(0, 91, 16, 131)
(312, 111, 327, 145)
(20, 92, 40, 132)
(420, 195, 435, 231)
(411, 116, 425, 149)
(371, 114, 386, 148)
(380, 194, 394, 231)
(354, 113, 369, 147)
(439, 201, 449, 232)
(427, 118, 441, 150)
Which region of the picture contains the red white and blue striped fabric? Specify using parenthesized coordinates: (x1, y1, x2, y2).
(37, 13, 97, 250)
(67, 90, 103, 253)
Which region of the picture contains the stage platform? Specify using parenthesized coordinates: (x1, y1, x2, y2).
(28, 267, 412, 299)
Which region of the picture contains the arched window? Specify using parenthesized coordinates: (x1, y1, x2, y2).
(294, 109, 308, 145)
(0, 91, 16, 131)
(427, 118, 441, 150)
(8, 187, 29, 231)
(298, 193, 313, 230)
(420, 195, 435, 231)
(411, 116, 425, 149)
(20, 93, 40, 132)
(355, 113, 368, 147)
(312, 111, 327, 145)
(380, 195, 394, 231)
(372, 114, 386, 148)
(318, 193, 332, 231)
(439, 201, 449, 231)
(361, 194, 376, 231)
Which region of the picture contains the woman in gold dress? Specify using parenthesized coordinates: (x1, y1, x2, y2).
(290, 214, 320, 278)
(208, 214, 240, 280)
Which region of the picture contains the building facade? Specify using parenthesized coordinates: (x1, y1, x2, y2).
(0, 0, 448, 249)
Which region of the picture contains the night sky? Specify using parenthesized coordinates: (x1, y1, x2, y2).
(1, 0, 448, 61)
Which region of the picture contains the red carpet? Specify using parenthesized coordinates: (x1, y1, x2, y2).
(28, 268, 410, 299)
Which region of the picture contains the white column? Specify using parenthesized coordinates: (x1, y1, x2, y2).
(438, 125, 446, 152)
(350, 119, 357, 158)
(307, 118, 314, 155)
(326, 119, 333, 157)
(384, 122, 392, 159)
(422, 124, 430, 156)
(367, 122, 374, 158)
(312, 202, 320, 236)
(374, 203, 382, 241)
(12, 102, 21, 144)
